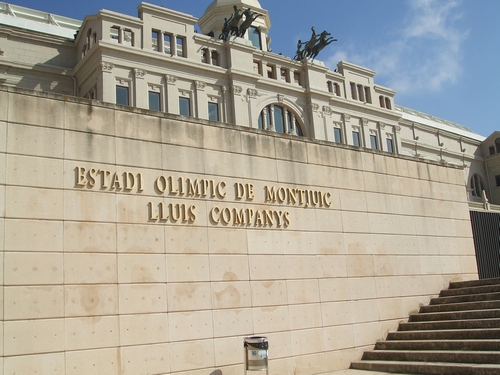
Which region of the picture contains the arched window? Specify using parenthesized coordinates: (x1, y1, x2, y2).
(470, 173, 486, 198)
(86, 29, 92, 50)
(385, 97, 392, 110)
(495, 138, 500, 153)
(248, 26, 262, 50)
(258, 104, 303, 136)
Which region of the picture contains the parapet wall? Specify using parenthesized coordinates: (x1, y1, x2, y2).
(0, 86, 478, 375)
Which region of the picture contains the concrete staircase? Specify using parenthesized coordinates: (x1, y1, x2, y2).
(350, 278, 500, 374)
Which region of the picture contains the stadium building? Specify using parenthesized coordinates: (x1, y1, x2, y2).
(0, 1, 499, 374)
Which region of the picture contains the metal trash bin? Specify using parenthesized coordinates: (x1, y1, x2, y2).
(244, 336, 268, 374)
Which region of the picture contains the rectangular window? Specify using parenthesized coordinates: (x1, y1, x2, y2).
(387, 138, 394, 153)
(350, 82, 357, 100)
(266, 64, 275, 79)
(370, 134, 378, 150)
(116, 85, 129, 106)
(149, 91, 161, 111)
(357, 84, 365, 102)
(496, 175, 500, 187)
(110, 27, 119, 43)
(164, 33, 171, 54)
(208, 102, 219, 121)
(176, 36, 185, 57)
(211, 50, 219, 66)
(364, 87, 372, 103)
(152, 30, 160, 51)
(253, 60, 262, 75)
(293, 72, 301, 85)
(352, 131, 360, 147)
(123, 30, 133, 46)
(179, 97, 191, 116)
(334, 127, 342, 143)
(489, 146, 495, 155)
(280, 68, 290, 82)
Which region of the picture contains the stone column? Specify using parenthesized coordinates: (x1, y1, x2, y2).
(99, 62, 115, 103)
(164, 74, 178, 114)
(194, 80, 207, 119)
(221, 86, 228, 124)
(247, 88, 258, 129)
(134, 68, 147, 109)
(290, 115, 297, 135)
(269, 104, 275, 131)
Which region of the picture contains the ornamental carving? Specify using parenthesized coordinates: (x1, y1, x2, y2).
(361, 118, 369, 126)
(232, 85, 243, 95)
(343, 113, 351, 122)
(100, 62, 114, 72)
(322, 106, 333, 116)
(134, 68, 146, 78)
(247, 88, 258, 98)
(165, 75, 178, 84)
(308, 103, 319, 111)
(195, 81, 206, 90)
(277, 94, 285, 103)
(221, 86, 228, 94)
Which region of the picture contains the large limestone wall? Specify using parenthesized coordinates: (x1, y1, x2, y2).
(0, 86, 477, 375)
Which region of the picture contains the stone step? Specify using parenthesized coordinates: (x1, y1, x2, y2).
(375, 339, 500, 351)
(430, 291, 500, 305)
(450, 278, 500, 289)
(399, 318, 500, 331)
(387, 328, 500, 341)
(350, 278, 500, 374)
(409, 308, 500, 322)
(440, 283, 500, 297)
(420, 299, 500, 313)
(361, 350, 500, 364)
(350, 360, 500, 375)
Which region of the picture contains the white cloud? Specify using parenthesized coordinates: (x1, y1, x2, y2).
(326, 0, 468, 95)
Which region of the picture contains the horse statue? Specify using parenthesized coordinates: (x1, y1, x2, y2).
(294, 27, 337, 61)
(303, 27, 320, 58)
(310, 31, 337, 59)
(239, 8, 261, 37)
(229, 5, 244, 36)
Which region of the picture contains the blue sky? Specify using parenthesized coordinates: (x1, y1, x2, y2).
(8, 0, 500, 137)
